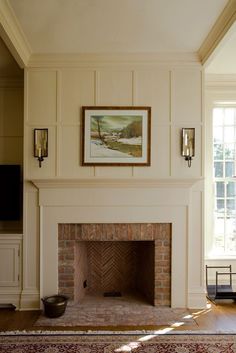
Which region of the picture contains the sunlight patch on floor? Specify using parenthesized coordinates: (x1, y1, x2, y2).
(115, 323, 183, 351)
(191, 303, 212, 320)
(114, 305, 214, 352)
(115, 341, 141, 352)
(183, 314, 193, 319)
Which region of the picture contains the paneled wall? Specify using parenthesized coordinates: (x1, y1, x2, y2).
(24, 64, 203, 179)
(22, 60, 205, 309)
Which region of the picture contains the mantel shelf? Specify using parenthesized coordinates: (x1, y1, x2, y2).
(31, 178, 203, 189)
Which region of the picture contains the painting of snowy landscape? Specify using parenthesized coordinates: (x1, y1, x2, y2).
(82, 107, 151, 166)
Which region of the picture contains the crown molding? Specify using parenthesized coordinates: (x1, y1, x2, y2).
(0, 0, 31, 68)
(205, 73, 236, 89)
(27, 52, 201, 68)
(31, 178, 202, 190)
(198, 0, 236, 65)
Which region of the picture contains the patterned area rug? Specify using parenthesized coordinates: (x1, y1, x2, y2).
(0, 332, 236, 352)
(35, 297, 196, 327)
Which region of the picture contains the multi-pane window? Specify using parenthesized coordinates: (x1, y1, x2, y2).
(213, 107, 236, 255)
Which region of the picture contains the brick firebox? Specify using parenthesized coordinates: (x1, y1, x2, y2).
(58, 223, 171, 306)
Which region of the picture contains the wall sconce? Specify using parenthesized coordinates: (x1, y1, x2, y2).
(181, 128, 195, 168)
(34, 129, 48, 168)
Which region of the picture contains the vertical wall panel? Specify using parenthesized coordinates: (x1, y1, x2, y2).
(61, 70, 95, 124)
(23, 183, 39, 289)
(60, 126, 94, 177)
(189, 188, 203, 288)
(134, 125, 170, 177)
(27, 71, 57, 124)
(135, 69, 170, 124)
(172, 68, 202, 124)
(95, 70, 134, 177)
(98, 70, 133, 105)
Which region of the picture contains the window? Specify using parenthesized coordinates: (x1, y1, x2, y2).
(213, 107, 236, 255)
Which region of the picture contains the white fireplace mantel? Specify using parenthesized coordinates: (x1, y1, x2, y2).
(32, 177, 206, 309)
(31, 178, 202, 189)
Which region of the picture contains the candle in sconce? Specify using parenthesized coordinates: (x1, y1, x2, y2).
(181, 128, 195, 167)
(184, 133, 188, 146)
(34, 129, 48, 167)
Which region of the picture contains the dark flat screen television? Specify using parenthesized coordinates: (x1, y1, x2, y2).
(0, 165, 21, 221)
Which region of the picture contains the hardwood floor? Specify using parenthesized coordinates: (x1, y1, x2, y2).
(189, 301, 236, 332)
(0, 310, 39, 331)
(0, 301, 236, 332)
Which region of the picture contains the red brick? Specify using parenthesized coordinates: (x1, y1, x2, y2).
(58, 222, 172, 307)
(141, 223, 154, 240)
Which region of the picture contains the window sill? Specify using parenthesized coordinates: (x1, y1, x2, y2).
(205, 255, 236, 260)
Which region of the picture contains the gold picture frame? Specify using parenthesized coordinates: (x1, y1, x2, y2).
(81, 106, 151, 166)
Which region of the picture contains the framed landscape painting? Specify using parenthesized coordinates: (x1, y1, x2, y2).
(81, 106, 151, 166)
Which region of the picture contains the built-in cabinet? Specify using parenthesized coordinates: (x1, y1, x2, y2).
(0, 234, 22, 307)
(0, 234, 21, 287)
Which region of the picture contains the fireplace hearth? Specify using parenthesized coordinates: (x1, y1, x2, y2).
(58, 223, 171, 306)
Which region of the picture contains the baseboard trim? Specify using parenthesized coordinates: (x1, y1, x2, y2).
(188, 290, 207, 309)
(0, 293, 21, 309)
(20, 290, 40, 310)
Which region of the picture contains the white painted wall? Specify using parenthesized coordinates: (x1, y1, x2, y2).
(21, 58, 205, 309)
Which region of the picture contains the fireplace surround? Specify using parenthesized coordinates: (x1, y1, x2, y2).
(32, 178, 206, 309)
(58, 223, 171, 306)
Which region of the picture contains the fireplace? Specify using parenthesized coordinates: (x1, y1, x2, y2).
(58, 223, 171, 306)
(33, 178, 206, 309)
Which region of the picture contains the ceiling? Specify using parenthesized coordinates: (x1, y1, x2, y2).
(7, 0, 229, 54)
(1, 0, 235, 76)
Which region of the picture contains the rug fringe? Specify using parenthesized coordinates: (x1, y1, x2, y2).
(1, 329, 236, 336)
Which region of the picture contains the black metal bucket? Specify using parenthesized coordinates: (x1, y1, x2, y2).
(41, 294, 69, 318)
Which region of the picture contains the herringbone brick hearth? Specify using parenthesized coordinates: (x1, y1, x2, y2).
(87, 241, 137, 293)
(58, 223, 171, 306)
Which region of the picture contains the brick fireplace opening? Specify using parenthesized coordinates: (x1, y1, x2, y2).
(58, 223, 171, 306)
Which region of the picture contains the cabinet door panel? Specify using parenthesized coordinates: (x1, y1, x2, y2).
(0, 244, 19, 287)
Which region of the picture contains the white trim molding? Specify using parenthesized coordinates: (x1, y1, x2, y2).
(205, 74, 236, 89)
(0, 0, 31, 67)
(31, 178, 202, 190)
(20, 289, 40, 310)
(28, 52, 201, 68)
(33, 179, 206, 309)
(198, 0, 236, 65)
(0, 291, 22, 309)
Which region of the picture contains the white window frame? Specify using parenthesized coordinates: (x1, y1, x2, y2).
(205, 83, 236, 260)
